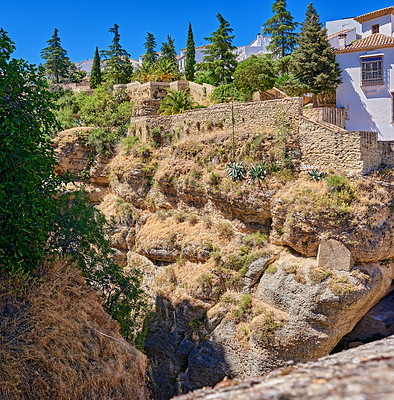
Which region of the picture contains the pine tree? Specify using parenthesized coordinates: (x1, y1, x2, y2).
(160, 35, 177, 64)
(262, 0, 298, 58)
(286, 2, 342, 106)
(201, 13, 238, 86)
(185, 23, 196, 81)
(90, 47, 102, 89)
(101, 24, 133, 84)
(41, 28, 71, 84)
(144, 32, 158, 65)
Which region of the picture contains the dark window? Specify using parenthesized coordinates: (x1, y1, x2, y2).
(372, 24, 379, 34)
(361, 56, 384, 86)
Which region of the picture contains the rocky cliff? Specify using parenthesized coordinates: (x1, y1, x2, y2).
(54, 122, 394, 399)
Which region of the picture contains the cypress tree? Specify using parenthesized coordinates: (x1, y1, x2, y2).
(41, 28, 71, 84)
(90, 46, 102, 89)
(286, 2, 342, 107)
(144, 32, 158, 65)
(101, 24, 133, 84)
(262, 0, 298, 58)
(185, 23, 196, 81)
(201, 13, 238, 86)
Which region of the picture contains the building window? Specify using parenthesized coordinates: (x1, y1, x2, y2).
(372, 24, 379, 34)
(361, 56, 383, 86)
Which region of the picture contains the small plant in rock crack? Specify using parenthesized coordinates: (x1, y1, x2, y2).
(227, 161, 247, 182)
(308, 169, 327, 181)
(248, 162, 267, 186)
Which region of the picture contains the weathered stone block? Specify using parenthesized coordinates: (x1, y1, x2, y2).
(317, 239, 354, 271)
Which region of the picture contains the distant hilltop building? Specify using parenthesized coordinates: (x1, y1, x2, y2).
(233, 33, 271, 62)
(330, 6, 394, 140)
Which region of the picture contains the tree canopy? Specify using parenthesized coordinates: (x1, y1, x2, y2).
(234, 55, 277, 95)
(185, 23, 196, 82)
(101, 24, 133, 84)
(262, 0, 298, 58)
(90, 46, 102, 88)
(201, 13, 238, 86)
(285, 2, 342, 105)
(144, 32, 158, 65)
(160, 35, 177, 65)
(41, 28, 71, 83)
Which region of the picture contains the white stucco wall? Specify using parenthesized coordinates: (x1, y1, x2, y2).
(329, 28, 358, 49)
(336, 47, 394, 140)
(326, 18, 361, 36)
(361, 15, 393, 37)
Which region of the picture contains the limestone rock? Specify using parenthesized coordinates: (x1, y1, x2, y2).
(317, 239, 354, 271)
(173, 336, 394, 400)
(243, 254, 278, 288)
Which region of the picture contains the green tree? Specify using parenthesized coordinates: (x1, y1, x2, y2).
(158, 89, 195, 115)
(185, 23, 196, 81)
(233, 55, 277, 96)
(41, 28, 71, 83)
(90, 46, 102, 88)
(285, 2, 342, 106)
(262, 0, 298, 58)
(201, 13, 238, 86)
(101, 24, 133, 84)
(0, 29, 144, 339)
(160, 35, 177, 65)
(144, 32, 158, 65)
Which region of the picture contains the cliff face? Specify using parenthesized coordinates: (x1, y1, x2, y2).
(54, 122, 394, 399)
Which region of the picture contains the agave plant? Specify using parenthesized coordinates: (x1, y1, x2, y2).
(308, 169, 327, 181)
(248, 162, 267, 187)
(158, 89, 195, 115)
(226, 161, 247, 182)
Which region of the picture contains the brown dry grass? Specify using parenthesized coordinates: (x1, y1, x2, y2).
(0, 259, 147, 400)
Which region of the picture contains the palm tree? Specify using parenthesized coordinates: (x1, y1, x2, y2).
(132, 60, 155, 83)
(158, 90, 195, 115)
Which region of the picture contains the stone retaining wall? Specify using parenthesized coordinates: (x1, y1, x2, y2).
(130, 97, 303, 142)
(378, 141, 394, 167)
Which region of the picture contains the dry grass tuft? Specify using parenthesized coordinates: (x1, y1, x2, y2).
(0, 259, 147, 400)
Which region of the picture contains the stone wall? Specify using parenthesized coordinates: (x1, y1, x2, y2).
(130, 97, 303, 142)
(378, 140, 394, 167)
(303, 107, 347, 129)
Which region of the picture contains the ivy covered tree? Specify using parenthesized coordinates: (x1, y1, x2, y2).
(233, 55, 277, 96)
(285, 2, 342, 106)
(101, 24, 133, 84)
(201, 13, 238, 86)
(160, 35, 177, 64)
(41, 28, 71, 83)
(185, 23, 196, 81)
(262, 0, 298, 58)
(90, 46, 102, 88)
(144, 32, 158, 65)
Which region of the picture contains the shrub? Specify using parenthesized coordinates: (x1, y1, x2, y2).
(158, 89, 195, 115)
(122, 135, 140, 155)
(211, 84, 250, 103)
(233, 294, 252, 320)
(216, 221, 233, 238)
(208, 171, 222, 187)
(87, 127, 123, 156)
(309, 266, 332, 284)
(227, 161, 247, 182)
(329, 275, 357, 296)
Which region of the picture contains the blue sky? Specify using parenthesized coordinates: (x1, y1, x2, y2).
(1, 1, 393, 65)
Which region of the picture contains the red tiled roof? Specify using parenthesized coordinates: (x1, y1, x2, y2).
(327, 28, 354, 41)
(335, 33, 394, 53)
(354, 6, 394, 23)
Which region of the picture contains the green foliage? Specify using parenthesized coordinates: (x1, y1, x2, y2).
(185, 23, 196, 81)
(285, 3, 341, 103)
(194, 69, 217, 86)
(160, 35, 177, 65)
(154, 57, 181, 81)
(248, 162, 268, 185)
(41, 28, 71, 84)
(158, 89, 195, 115)
(200, 13, 238, 85)
(144, 32, 158, 65)
(227, 161, 247, 181)
(100, 24, 133, 84)
(86, 127, 123, 156)
(262, 0, 298, 58)
(51, 88, 79, 134)
(0, 29, 145, 341)
(76, 84, 133, 129)
(308, 169, 327, 181)
(233, 294, 252, 320)
(211, 83, 248, 103)
(234, 55, 277, 95)
(90, 46, 102, 89)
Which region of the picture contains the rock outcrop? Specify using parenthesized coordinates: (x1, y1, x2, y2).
(173, 335, 394, 400)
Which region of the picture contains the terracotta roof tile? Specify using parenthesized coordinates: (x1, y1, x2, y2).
(335, 33, 394, 53)
(354, 6, 394, 23)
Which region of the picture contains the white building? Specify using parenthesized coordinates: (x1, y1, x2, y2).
(335, 6, 394, 140)
(177, 45, 210, 73)
(233, 33, 271, 62)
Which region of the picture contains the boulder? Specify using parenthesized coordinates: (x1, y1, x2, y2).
(317, 239, 354, 271)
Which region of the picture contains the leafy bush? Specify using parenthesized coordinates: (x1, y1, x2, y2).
(158, 89, 195, 115)
(122, 135, 140, 155)
(211, 83, 250, 104)
(87, 127, 123, 156)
